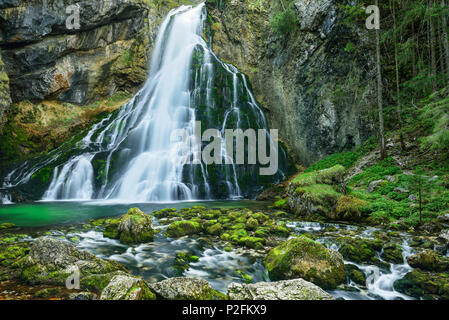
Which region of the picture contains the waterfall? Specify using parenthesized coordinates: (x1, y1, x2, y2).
(0, 191, 13, 205)
(1, 3, 287, 202)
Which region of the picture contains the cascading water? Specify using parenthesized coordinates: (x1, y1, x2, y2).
(1, 3, 287, 202)
(0, 191, 13, 205)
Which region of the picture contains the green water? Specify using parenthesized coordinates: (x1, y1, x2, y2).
(0, 200, 269, 227)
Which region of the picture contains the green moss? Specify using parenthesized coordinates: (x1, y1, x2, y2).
(394, 269, 449, 299)
(337, 237, 385, 266)
(273, 197, 288, 209)
(237, 270, 252, 284)
(334, 195, 367, 220)
(166, 220, 201, 238)
(381, 243, 404, 264)
(252, 212, 269, 223)
(0, 223, 16, 229)
(206, 223, 223, 235)
(345, 264, 366, 286)
(245, 217, 259, 230)
(264, 236, 345, 289)
(292, 165, 345, 187)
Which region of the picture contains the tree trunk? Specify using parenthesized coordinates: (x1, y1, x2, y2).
(441, 0, 449, 78)
(376, 0, 386, 159)
(430, 0, 438, 88)
(392, 0, 405, 150)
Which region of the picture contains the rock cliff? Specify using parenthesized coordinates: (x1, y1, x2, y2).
(206, 0, 375, 165)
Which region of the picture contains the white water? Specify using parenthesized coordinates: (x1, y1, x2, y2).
(0, 191, 13, 205)
(1, 3, 284, 202)
(43, 154, 95, 200)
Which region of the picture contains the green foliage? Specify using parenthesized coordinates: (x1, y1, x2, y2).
(349, 157, 401, 187)
(270, 6, 298, 36)
(294, 165, 345, 186)
(306, 138, 377, 172)
(344, 42, 357, 53)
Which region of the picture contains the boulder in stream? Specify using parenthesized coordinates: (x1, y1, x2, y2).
(100, 274, 156, 300)
(165, 220, 201, 238)
(103, 208, 154, 244)
(149, 277, 226, 300)
(407, 249, 449, 272)
(227, 278, 334, 300)
(16, 237, 127, 285)
(264, 235, 346, 289)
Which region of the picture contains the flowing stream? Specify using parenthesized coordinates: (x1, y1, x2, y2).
(40, 213, 416, 300)
(1, 3, 287, 202)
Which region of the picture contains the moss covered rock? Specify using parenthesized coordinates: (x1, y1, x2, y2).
(333, 195, 367, 221)
(337, 237, 384, 266)
(149, 277, 226, 300)
(103, 208, 154, 244)
(16, 237, 127, 286)
(0, 243, 30, 267)
(264, 236, 346, 289)
(206, 223, 223, 235)
(345, 264, 366, 286)
(381, 243, 404, 264)
(227, 279, 334, 300)
(407, 250, 449, 272)
(246, 217, 259, 230)
(100, 274, 156, 300)
(0, 223, 16, 230)
(394, 269, 449, 299)
(166, 220, 201, 238)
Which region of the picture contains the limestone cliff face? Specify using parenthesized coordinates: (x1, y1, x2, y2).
(0, 0, 191, 162)
(0, 51, 11, 135)
(206, 0, 375, 165)
(0, 0, 155, 105)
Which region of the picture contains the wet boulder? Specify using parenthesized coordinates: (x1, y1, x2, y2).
(332, 195, 367, 221)
(103, 208, 154, 244)
(100, 274, 156, 300)
(337, 237, 386, 266)
(264, 236, 346, 290)
(166, 220, 201, 238)
(149, 277, 226, 300)
(345, 264, 366, 286)
(227, 278, 334, 300)
(381, 243, 404, 264)
(16, 237, 127, 285)
(407, 250, 449, 272)
(287, 166, 344, 218)
(394, 269, 449, 300)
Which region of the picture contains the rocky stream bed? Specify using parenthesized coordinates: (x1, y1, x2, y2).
(0, 203, 448, 300)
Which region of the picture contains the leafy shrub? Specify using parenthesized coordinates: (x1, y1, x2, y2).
(270, 8, 298, 36)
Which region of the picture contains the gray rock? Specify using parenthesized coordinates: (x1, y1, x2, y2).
(437, 214, 449, 223)
(0, 0, 152, 103)
(69, 292, 97, 300)
(438, 229, 449, 244)
(18, 237, 126, 285)
(100, 274, 155, 300)
(394, 187, 409, 193)
(207, 0, 375, 165)
(227, 279, 334, 300)
(149, 277, 224, 300)
(294, 0, 333, 32)
(385, 175, 397, 183)
(264, 236, 346, 290)
(0, 52, 11, 134)
(368, 180, 385, 193)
